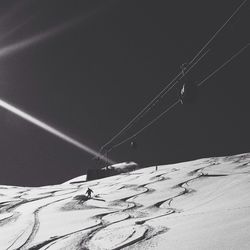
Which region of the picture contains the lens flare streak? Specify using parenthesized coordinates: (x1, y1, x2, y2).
(0, 8, 99, 59)
(0, 99, 114, 164)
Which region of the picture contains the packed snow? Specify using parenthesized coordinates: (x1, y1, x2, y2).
(0, 153, 250, 249)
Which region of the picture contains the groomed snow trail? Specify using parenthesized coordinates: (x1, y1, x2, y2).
(0, 153, 250, 249)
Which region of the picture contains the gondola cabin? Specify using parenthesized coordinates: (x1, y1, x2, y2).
(180, 82, 198, 104)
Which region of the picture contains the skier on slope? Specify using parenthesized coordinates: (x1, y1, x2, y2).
(86, 187, 94, 199)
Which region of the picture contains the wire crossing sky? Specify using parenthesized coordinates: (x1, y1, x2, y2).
(100, 0, 248, 152)
(0, 99, 115, 164)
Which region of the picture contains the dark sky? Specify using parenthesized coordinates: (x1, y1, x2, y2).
(0, 0, 249, 186)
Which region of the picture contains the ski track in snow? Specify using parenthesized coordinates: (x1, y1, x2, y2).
(0, 153, 250, 249)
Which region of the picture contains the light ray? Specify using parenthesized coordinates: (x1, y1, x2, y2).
(0, 98, 115, 164)
(0, 8, 98, 59)
(0, 15, 35, 43)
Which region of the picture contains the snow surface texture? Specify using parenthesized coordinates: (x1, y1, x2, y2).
(0, 153, 250, 250)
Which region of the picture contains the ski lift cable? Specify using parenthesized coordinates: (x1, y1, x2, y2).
(160, 49, 210, 98)
(108, 43, 249, 152)
(129, 49, 209, 128)
(131, 49, 210, 126)
(101, 49, 209, 152)
(100, 70, 184, 151)
(189, 0, 248, 66)
(100, 0, 247, 152)
(198, 43, 249, 87)
(105, 50, 209, 152)
(108, 100, 181, 152)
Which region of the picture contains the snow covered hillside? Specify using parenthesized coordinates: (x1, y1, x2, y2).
(0, 153, 250, 249)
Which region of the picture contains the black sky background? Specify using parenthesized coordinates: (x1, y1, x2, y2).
(0, 0, 249, 186)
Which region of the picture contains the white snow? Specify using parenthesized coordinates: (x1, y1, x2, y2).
(0, 153, 250, 249)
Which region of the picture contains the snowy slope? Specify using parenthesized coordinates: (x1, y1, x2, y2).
(0, 153, 250, 250)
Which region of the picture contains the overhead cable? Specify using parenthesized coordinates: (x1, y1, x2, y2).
(108, 43, 249, 152)
(198, 43, 249, 87)
(189, 0, 248, 65)
(100, 0, 248, 152)
(108, 100, 181, 151)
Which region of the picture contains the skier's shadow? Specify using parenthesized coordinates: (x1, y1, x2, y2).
(74, 195, 105, 203)
(91, 197, 105, 202)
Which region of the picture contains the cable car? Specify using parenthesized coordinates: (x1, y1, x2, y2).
(179, 82, 198, 104)
(130, 141, 137, 149)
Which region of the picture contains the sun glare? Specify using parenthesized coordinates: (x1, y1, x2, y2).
(0, 99, 115, 164)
